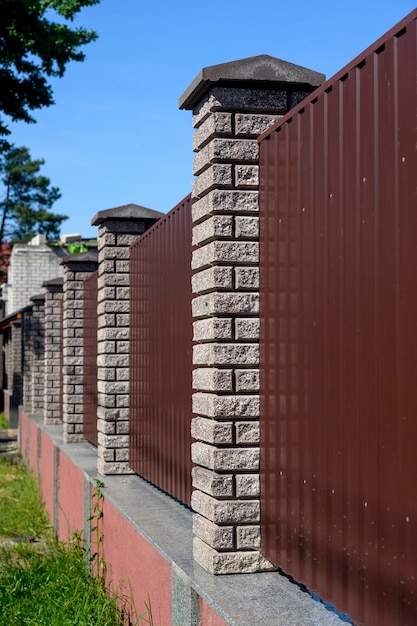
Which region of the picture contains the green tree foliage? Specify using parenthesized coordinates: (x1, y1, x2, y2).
(0, 0, 100, 138)
(0, 145, 68, 243)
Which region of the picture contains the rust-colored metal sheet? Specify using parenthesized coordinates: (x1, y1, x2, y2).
(130, 195, 193, 506)
(259, 10, 417, 625)
(83, 271, 98, 446)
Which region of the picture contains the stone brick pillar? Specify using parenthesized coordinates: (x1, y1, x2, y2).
(30, 294, 45, 413)
(22, 306, 33, 408)
(91, 204, 163, 475)
(180, 55, 324, 574)
(43, 278, 63, 424)
(61, 252, 98, 443)
(4, 317, 22, 426)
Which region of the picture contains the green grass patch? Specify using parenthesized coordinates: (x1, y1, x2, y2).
(0, 411, 8, 430)
(0, 541, 125, 625)
(0, 458, 50, 538)
(0, 459, 153, 625)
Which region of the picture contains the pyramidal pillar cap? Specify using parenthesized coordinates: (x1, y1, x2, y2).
(179, 54, 325, 110)
(91, 203, 164, 226)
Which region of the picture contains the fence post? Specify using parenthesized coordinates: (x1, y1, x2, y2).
(22, 307, 33, 409)
(180, 55, 324, 574)
(30, 293, 45, 413)
(43, 278, 63, 424)
(5, 316, 22, 426)
(90, 204, 163, 475)
(61, 252, 98, 443)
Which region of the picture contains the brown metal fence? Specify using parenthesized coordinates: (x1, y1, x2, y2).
(259, 10, 417, 626)
(130, 195, 193, 506)
(83, 270, 98, 446)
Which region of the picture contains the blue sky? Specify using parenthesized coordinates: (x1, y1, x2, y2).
(7, 0, 416, 239)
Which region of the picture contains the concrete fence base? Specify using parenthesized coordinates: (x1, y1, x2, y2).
(19, 407, 346, 626)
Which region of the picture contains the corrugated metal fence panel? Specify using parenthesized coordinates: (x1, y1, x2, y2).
(83, 271, 98, 446)
(259, 12, 417, 626)
(130, 195, 193, 506)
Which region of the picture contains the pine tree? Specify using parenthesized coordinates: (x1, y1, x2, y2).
(0, 145, 68, 244)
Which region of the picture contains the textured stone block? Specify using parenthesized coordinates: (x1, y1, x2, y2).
(98, 421, 116, 435)
(192, 293, 259, 318)
(191, 417, 233, 444)
(192, 164, 233, 199)
(235, 113, 281, 136)
(192, 112, 233, 151)
(98, 327, 129, 341)
(235, 216, 259, 239)
(193, 537, 277, 574)
(236, 474, 260, 498)
(97, 340, 116, 354)
(236, 525, 261, 549)
(97, 354, 129, 368)
(235, 369, 260, 392)
(193, 318, 233, 342)
(235, 422, 260, 444)
(235, 267, 259, 289)
(192, 368, 233, 392)
(193, 514, 234, 550)
(192, 442, 259, 471)
(97, 300, 129, 314)
(235, 318, 260, 340)
(193, 393, 260, 418)
(191, 491, 259, 523)
(235, 165, 258, 188)
(193, 343, 259, 366)
(97, 381, 129, 395)
(97, 433, 128, 448)
(116, 421, 129, 434)
(192, 190, 258, 224)
(192, 87, 288, 127)
(192, 216, 233, 246)
(97, 460, 134, 475)
(192, 266, 233, 294)
(101, 246, 130, 260)
(193, 139, 258, 175)
(192, 241, 258, 271)
(191, 467, 234, 497)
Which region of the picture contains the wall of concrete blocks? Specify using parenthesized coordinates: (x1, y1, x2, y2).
(3, 238, 65, 315)
(0, 55, 332, 598)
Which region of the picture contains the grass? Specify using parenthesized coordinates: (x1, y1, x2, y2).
(0, 458, 153, 625)
(0, 458, 50, 537)
(0, 411, 8, 429)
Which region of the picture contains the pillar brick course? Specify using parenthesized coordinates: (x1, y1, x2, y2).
(91, 204, 163, 475)
(43, 278, 63, 424)
(22, 307, 33, 408)
(61, 253, 98, 443)
(180, 55, 324, 574)
(30, 294, 45, 413)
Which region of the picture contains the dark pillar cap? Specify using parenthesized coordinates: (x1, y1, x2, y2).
(60, 250, 98, 265)
(179, 54, 325, 110)
(42, 277, 64, 288)
(91, 203, 164, 226)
